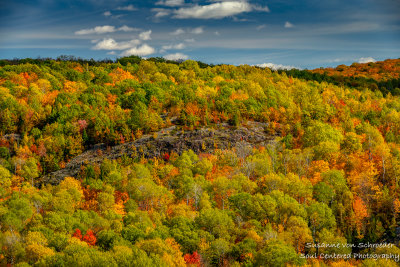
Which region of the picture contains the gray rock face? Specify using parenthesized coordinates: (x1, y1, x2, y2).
(40, 122, 278, 185)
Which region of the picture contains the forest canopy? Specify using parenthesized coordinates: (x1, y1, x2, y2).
(0, 56, 400, 266)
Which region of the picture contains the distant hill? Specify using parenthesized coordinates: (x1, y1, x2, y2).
(281, 58, 400, 95)
(312, 59, 400, 81)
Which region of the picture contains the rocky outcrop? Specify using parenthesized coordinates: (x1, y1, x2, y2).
(40, 122, 278, 185)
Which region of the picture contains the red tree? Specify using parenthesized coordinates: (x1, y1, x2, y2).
(184, 251, 201, 266)
(83, 229, 97, 246)
(163, 152, 170, 161)
(72, 229, 82, 240)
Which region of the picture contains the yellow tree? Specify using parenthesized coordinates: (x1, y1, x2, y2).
(25, 231, 55, 264)
(352, 196, 369, 238)
(136, 238, 186, 267)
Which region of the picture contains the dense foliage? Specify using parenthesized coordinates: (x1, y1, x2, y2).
(0, 57, 400, 266)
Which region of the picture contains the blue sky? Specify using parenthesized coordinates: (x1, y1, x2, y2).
(0, 0, 399, 69)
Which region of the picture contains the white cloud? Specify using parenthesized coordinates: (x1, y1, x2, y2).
(104, 11, 112, 17)
(156, 0, 185, 7)
(358, 57, 376, 63)
(115, 5, 136, 11)
(256, 63, 296, 70)
(121, 44, 156, 57)
(284, 21, 294, 28)
(75, 25, 116, 35)
(139, 30, 152, 40)
(173, 1, 268, 19)
(171, 28, 185, 35)
(215, 31, 220, 35)
(191, 27, 204, 34)
(92, 38, 141, 50)
(253, 5, 270, 12)
(325, 58, 345, 63)
(233, 17, 248, 22)
(185, 38, 195, 42)
(113, 14, 125, 19)
(152, 8, 171, 18)
(162, 43, 186, 51)
(107, 51, 116, 55)
(118, 25, 138, 32)
(164, 53, 189, 61)
(92, 39, 120, 50)
(256, 24, 266, 30)
(75, 25, 136, 35)
(170, 27, 203, 35)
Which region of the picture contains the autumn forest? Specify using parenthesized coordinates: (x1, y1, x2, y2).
(0, 56, 400, 266)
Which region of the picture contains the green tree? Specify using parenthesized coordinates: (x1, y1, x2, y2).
(195, 208, 234, 239)
(307, 202, 336, 239)
(2, 194, 33, 231)
(20, 157, 40, 186)
(0, 165, 12, 198)
(303, 120, 343, 147)
(254, 239, 305, 267)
